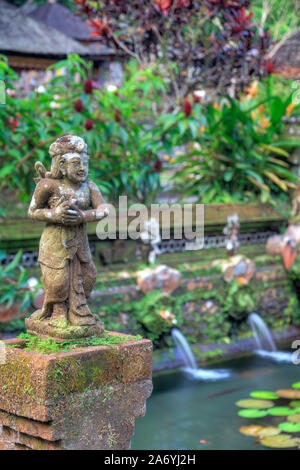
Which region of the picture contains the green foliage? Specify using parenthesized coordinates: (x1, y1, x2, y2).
(253, 0, 300, 42)
(10, 0, 75, 9)
(0, 250, 34, 313)
(237, 383, 300, 448)
(92, 268, 299, 346)
(1, 53, 299, 206)
(250, 391, 279, 400)
(96, 290, 183, 343)
(278, 422, 300, 433)
(0, 55, 165, 204)
(238, 409, 269, 418)
(168, 77, 300, 204)
(0, 317, 25, 333)
(15, 331, 142, 354)
(221, 280, 257, 320)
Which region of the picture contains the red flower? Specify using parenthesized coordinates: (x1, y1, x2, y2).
(46, 110, 52, 117)
(84, 79, 93, 94)
(8, 117, 19, 132)
(261, 59, 275, 75)
(154, 160, 162, 172)
(97, 153, 103, 159)
(74, 98, 84, 112)
(155, 0, 171, 10)
(85, 118, 94, 131)
(266, 61, 275, 74)
(114, 108, 122, 122)
(183, 100, 192, 117)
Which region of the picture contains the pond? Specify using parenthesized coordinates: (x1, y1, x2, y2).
(131, 354, 298, 450)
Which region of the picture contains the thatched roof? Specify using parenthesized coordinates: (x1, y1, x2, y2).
(22, 2, 93, 42)
(0, 1, 114, 59)
(273, 30, 300, 79)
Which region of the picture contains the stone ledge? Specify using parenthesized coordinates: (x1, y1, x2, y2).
(0, 426, 61, 450)
(0, 332, 153, 450)
(0, 332, 152, 421)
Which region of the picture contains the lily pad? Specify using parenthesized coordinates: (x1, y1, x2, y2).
(239, 425, 263, 436)
(278, 422, 300, 433)
(290, 401, 300, 408)
(239, 425, 281, 437)
(276, 389, 300, 399)
(238, 409, 268, 418)
(288, 414, 300, 423)
(236, 399, 274, 409)
(260, 434, 300, 448)
(268, 407, 297, 416)
(292, 382, 300, 389)
(250, 391, 279, 400)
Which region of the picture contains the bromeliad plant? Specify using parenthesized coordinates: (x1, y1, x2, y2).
(168, 77, 300, 203)
(0, 54, 166, 204)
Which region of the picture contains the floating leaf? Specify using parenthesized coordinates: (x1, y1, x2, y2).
(290, 401, 300, 408)
(236, 399, 274, 409)
(260, 434, 300, 448)
(268, 407, 297, 416)
(278, 422, 300, 433)
(288, 414, 300, 423)
(292, 382, 300, 389)
(250, 391, 279, 400)
(240, 425, 281, 437)
(238, 409, 268, 418)
(239, 425, 263, 436)
(276, 389, 300, 399)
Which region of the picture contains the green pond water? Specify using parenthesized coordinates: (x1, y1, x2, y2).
(131, 354, 299, 450)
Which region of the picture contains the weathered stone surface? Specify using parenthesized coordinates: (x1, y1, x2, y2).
(0, 410, 57, 442)
(26, 311, 104, 342)
(26, 134, 109, 339)
(137, 264, 181, 294)
(213, 255, 255, 284)
(0, 426, 61, 450)
(0, 333, 153, 450)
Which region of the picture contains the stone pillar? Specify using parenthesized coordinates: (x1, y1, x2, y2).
(0, 333, 152, 450)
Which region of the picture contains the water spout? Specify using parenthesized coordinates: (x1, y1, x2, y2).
(172, 328, 197, 370)
(248, 313, 276, 351)
(248, 313, 292, 363)
(171, 329, 230, 381)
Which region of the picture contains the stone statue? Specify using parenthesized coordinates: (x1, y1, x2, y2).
(25, 135, 109, 341)
(266, 179, 300, 270)
(223, 213, 240, 256)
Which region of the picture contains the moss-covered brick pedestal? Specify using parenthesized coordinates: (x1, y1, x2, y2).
(0, 333, 153, 450)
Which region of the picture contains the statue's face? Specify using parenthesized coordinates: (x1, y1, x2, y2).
(61, 152, 89, 184)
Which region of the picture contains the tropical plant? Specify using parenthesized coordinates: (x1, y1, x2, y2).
(253, 0, 300, 42)
(0, 54, 166, 204)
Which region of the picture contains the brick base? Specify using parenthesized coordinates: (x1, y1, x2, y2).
(0, 333, 152, 450)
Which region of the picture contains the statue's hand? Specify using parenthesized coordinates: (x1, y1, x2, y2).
(62, 210, 84, 226)
(51, 198, 71, 224)
(96, 206, 109, 220)
(61, 201, 84, 226)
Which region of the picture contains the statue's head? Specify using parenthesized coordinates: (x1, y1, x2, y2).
(47, 135, 89, 183)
